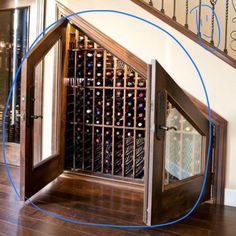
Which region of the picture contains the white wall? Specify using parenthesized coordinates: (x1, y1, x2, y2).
(55, 0, 236, 193)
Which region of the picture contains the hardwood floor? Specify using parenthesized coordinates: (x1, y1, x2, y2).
(0, 164, 236, 236)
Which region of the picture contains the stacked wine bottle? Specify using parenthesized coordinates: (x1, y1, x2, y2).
(65, 25, 147, 180)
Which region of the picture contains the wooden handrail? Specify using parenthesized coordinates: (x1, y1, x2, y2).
(131, 0, 236, 69)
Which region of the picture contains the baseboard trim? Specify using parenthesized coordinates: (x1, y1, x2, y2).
(224, 188, 236, 207)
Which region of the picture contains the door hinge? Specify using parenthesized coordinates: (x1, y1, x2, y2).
(211, 125, 216, 148)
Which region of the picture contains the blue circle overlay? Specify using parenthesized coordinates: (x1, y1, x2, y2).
(190, 4, 221, 52)
(2, 10, 212, 229)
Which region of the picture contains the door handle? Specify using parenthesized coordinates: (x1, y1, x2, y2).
(156, 90, 167, 140)
(30, 115, 43, 119)
(159, 125, 177, 131)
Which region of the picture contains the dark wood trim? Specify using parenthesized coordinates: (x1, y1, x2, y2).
(130, 0, 236, 69)
(187, 93, 227, 205)
(56, 1, 147, 78)
(63, 170, 144, 192)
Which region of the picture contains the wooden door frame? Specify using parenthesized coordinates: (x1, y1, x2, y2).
(20, 20, 67, 199)
(188, 94, 227, 205)
(56, 1, 227, 205)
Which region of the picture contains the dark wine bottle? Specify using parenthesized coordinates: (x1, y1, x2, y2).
(96, 80, 102, 86)
(87, 52, 94, 58)
(127, 91, 134, 98)
(138, 91, 145, 98)
(138, 79, 146, 87)
(96, 52, 103, 58)
(105, 117, 112, 125)
(77, 53, 84, 59)
(87, 40, 94, 49)
(97, 72, 103, 77)
(86, 109, 92, 114)
(96, 91, 102, 96)
(138, 112, 145, 118)
(116, 79, 123, 87)
(116, 90, 123, 97)
(137, 121, 144, 127)
(137, 102, 145, 109)
(116, 70, 124, 78)
(126, 79, 135, 87)
(106, 70, 113, 77)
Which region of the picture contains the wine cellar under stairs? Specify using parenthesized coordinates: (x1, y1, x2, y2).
(65, 24, 147, 183)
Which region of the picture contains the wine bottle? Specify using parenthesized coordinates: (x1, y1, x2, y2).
(96, 52, 103, 58)
(127, 112, 133, 117)
(77, 71, 84, 78)
(106, 70, 113, 77)
(96, 90, 102, 96)
(127, 91, 134, 98)
(87, 41, 94, 49)
(128, 71, 135, 78)
(96, 62, 103, 68)
(97, 72, 103, 77)
(126, 120, 133, 127)
(116, 79, 123, 87)
(77, 63, 84, 69)
(87, 52, 94, 58)
(86, 78, 93, 86)
(106, 60, 114, 68)
(138, 112, 145, 118)
(87, 71, 93, 78)
(105, 117, 112, 125)
(97, 101, 103, 106)
(77, 53, 84, 59)
(138, 91, 145, 98)
(106, 111, 112, 116)
(86, 109, 92, 114)
(106, 100, 112, 106)
(117, 111, 122, 117)
(116, 90, 123, 97)
(137, 121, 144, 127)
(96, 80, 102, 86)
(126, 79, 135, 87)
(138, 79, 146, 87)
(116, 70, 124, 78)
(95, 118, 101, 124)
(116, 130, 122, 136)
(116, 100, 123, 107)
(137, 102, 145, 109)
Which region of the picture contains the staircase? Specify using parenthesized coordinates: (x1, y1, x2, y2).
(131, 0, 236, 67)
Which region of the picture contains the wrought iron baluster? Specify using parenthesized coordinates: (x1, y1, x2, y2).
(198, 0, 202, 37)
(224, 0, 229, 53)
(230, 0, 236, 52)
(210, 0, 218, 45)
(161, 0, 165, 13)
(185, 0, 189, 28)
(149, 0, 153, 6)
(173, 0, 177, 21)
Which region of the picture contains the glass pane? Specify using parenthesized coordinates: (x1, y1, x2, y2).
(0, 8, 28, 143)
(164, 101, 203, 185)
(33, 42, 60, 166)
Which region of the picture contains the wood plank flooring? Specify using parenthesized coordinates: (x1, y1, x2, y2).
(0, 164, 236, 236)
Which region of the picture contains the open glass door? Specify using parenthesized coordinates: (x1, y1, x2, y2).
(20, 20, 67, 199)
(144, 60, 212, 225)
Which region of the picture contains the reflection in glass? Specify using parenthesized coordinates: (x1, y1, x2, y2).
(0, 8, 28, 143)
(164, 101, 203, 185)
(33, 42, 60, 166)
